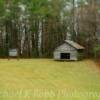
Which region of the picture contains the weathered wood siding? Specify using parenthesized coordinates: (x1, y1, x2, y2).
(54, 43, 78, 60)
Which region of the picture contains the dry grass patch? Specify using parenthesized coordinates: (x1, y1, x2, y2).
(0, 59, 100, 100)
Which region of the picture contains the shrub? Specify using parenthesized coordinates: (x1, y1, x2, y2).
(92, 44, 100, 58)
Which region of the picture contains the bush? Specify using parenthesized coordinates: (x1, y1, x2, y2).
(92, 45, 100, 58)
(32, 48, 39, 58)
(0, 48, 8, 57)
(77, 52, 85, 60)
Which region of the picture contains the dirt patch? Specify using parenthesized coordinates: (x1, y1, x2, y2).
(94, 59, 100, 69)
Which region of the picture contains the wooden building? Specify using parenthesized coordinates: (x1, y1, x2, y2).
(53, 40, 85, 60)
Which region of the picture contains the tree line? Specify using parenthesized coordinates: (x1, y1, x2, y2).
(0, 0, 100, 58)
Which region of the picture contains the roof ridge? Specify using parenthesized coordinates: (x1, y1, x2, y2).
(65, 40, 85, 49)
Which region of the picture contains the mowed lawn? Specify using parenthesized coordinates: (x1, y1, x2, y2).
(0, 59, 100, 100)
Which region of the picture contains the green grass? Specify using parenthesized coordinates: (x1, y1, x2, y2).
(0, 59, 100, 100)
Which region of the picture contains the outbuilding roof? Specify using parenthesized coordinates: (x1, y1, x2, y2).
(65, 40, 85, 50)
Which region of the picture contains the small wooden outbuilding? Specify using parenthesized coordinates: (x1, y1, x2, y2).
(9, 49, 18, 57)
(8, 48, 19, 59)
(53, 40, 85, 61)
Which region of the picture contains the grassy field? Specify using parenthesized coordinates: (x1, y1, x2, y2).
(0, 59, 100, 100)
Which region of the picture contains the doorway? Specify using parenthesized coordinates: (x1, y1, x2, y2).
(60, 53, 70, 59)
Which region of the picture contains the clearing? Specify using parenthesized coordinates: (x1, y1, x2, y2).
(0, 59, 100, 100)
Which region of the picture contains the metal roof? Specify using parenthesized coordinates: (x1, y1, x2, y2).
(65, 40, 85, 50)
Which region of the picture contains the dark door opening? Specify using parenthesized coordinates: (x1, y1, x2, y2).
(60, 53, 70, 59)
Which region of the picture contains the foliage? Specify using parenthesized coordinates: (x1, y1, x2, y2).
(0, 0, 5, 17)
(0, 46, 8, 57)
(92, 44, 100, 58)
(0, 0, 99, 58)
